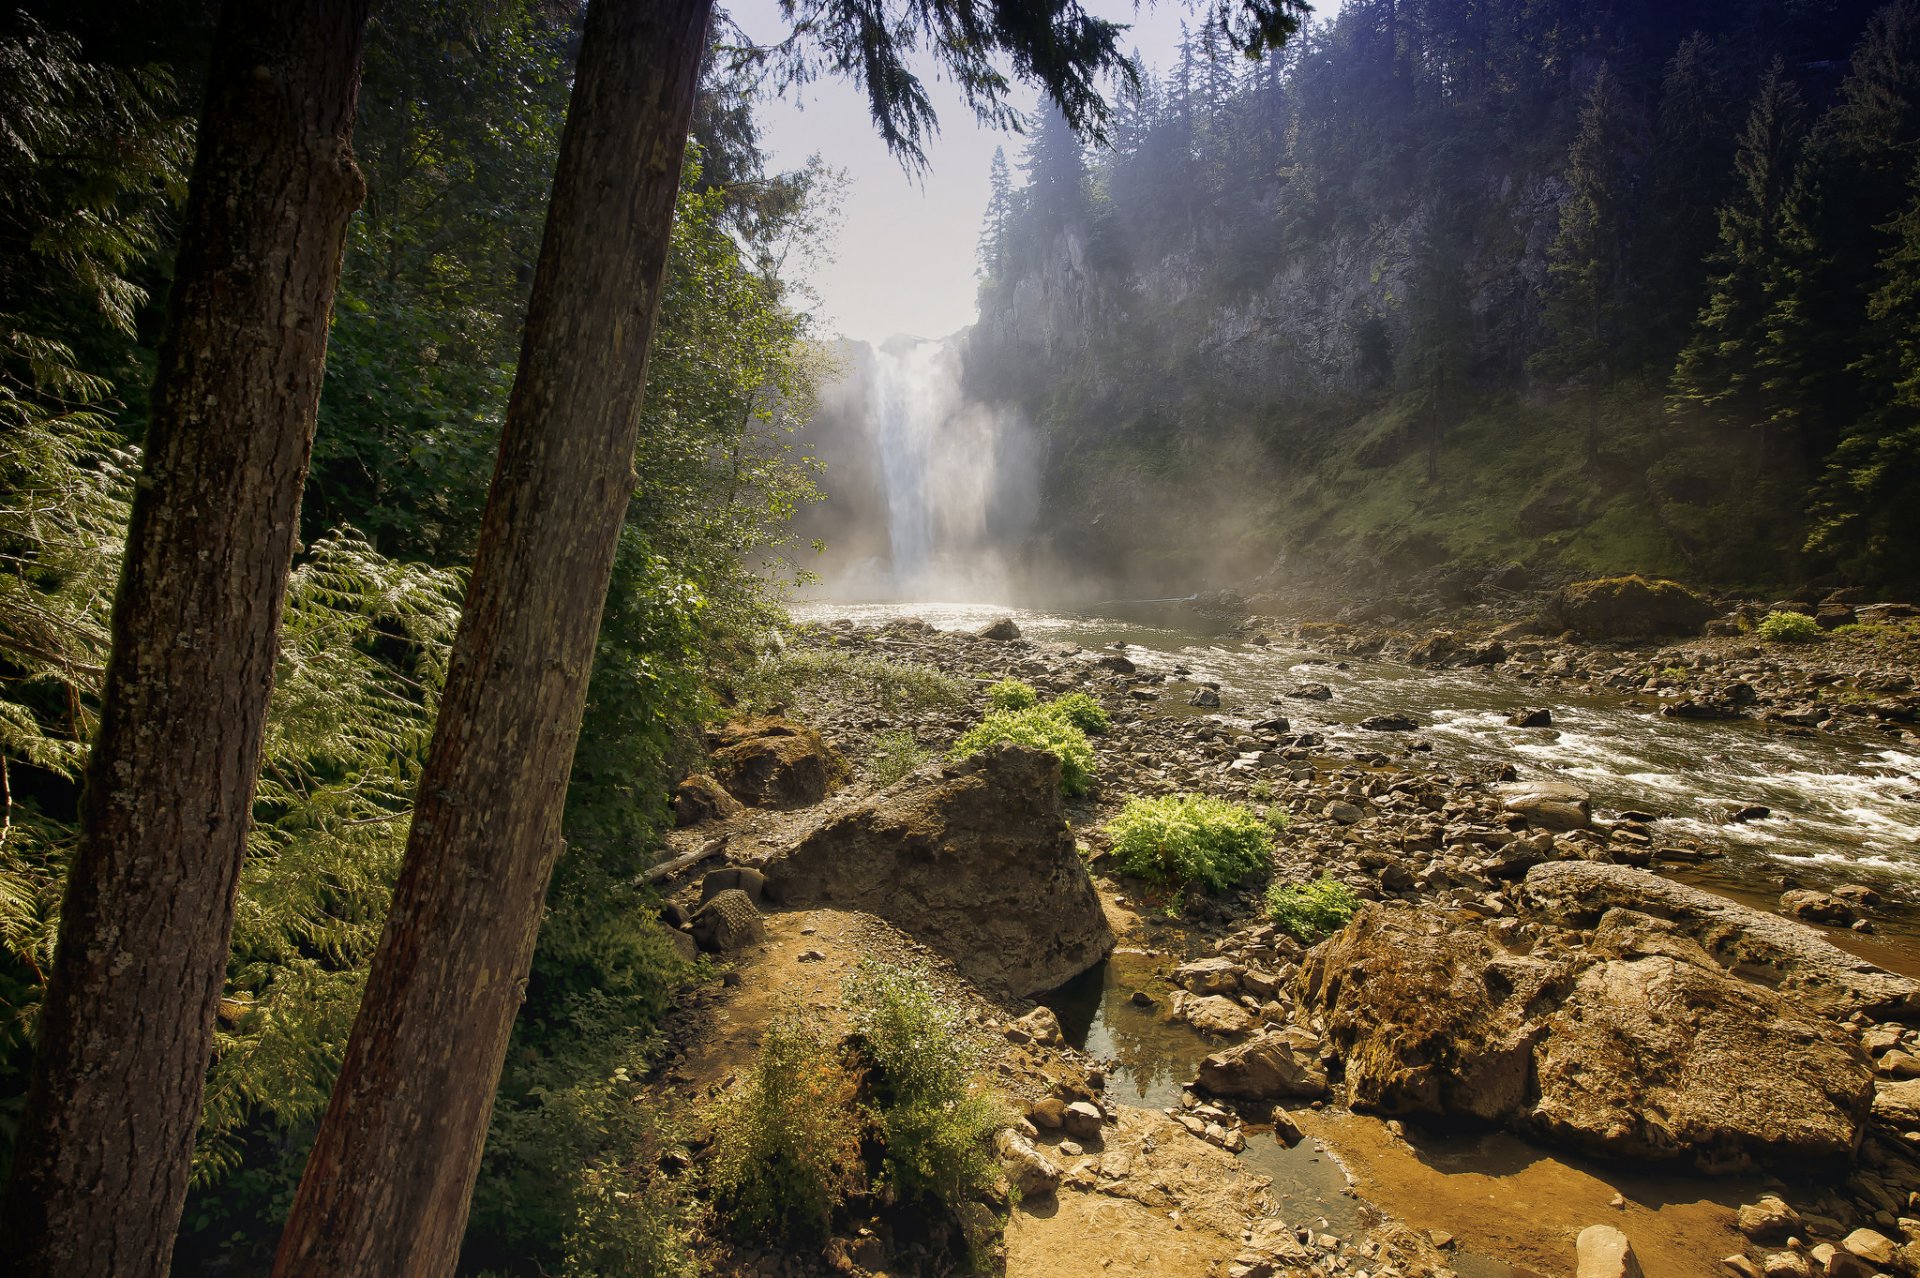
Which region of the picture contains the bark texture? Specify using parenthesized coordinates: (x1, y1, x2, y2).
(272, 0, 714, 1271)
(0, 4, 370, 1276)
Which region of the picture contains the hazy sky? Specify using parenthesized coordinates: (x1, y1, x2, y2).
(728, 1, 1343, 345)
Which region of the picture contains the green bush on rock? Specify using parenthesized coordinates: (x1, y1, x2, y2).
(1104, 794, 1272, 891)
(1048, 691, 1110, 734)
(1266, 875, 1361, 941)
(986, 677, 1039, 711)
(949, 706, 1096, 796)
(1757, 610, 1824, 644)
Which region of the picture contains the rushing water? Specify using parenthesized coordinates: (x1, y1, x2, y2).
(793, 598, 1920, 907)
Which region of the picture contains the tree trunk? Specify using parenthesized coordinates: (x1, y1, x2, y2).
(0, 4, 370, 1276)
(272, 0, 713, 1272)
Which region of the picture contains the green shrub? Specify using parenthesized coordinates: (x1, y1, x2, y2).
(706, 1011, 864, 1241)
(986, 677, 1039, 711)
(1104, 794, 1273, 890)
(741, 648, 966, 713)
(1265, 875, 1361, 941)
(1048, 691, 1110, 734)
(948, 706, 1096, 796)
(869, 729, 931, 786)
(1757, 610, 1824, 644)
(844, 961, 1004, 1208)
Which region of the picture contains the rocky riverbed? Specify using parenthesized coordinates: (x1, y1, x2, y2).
(640, 602, 1920, 1278)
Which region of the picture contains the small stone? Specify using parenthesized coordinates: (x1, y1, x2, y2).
(1062, 1100, 1104, 1139)
(1761, 1253, 1812, 1278)
(795, 948, 826, 963)
(1508, 708, 1554, 728)
(1842, 1228, 1897, 1267)
(1722, 1257, 1762, 1278)
(1741, 1196, 1803, 1244)
(1576, 1224, 1645, 1278)
(1029, 1096, 1067, 1130)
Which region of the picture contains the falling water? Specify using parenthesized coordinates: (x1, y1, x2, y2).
(860, 335, 1034, 598)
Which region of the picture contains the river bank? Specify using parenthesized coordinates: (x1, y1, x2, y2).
(639, 600, 1920, 1278)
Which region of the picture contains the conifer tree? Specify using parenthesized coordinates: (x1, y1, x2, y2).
(977, 146, 1014, 279)
(1669, 58, 1807, 469)
(1538, 63, 1638, 461)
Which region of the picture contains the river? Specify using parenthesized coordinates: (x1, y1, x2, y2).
(790, 596, 1920, 1275)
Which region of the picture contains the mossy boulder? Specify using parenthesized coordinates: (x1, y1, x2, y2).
(1541, 575, 1714, 640)
(709, 717, 844, 809)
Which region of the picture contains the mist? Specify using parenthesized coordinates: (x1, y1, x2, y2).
(792, 334, 1040, 602)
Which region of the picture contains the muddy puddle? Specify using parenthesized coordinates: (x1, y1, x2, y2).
(1042, 950, 1762, 1278)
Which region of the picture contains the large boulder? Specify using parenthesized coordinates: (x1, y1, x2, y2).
(1296, 906, 1571, 1122)
(758, 744, 1113, 996)
(672, 773, 742, 826)
(709, 717, 842, 809)
(1531, 955, 1871, 1168)
(1542, 576, 1715, 640)
(1521, 862, 1920, 1019)
(1295, 902, 1874, 1170)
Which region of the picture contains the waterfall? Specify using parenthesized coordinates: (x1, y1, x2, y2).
(859, 334, 1034, 599)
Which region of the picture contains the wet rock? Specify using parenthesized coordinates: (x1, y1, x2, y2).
(1174, 956, 1246, 996)
(1575, 1224, 1646, 1278)
(995, 1129, 1060, 1199)
(672, 773, 743, 826)
(1194, 1034, 1330, 1101)
(1291, 683, 1334, 700)
(710, 717, 841, 809)
(1509, 708, 1554, 728)
(1498, 780, 1593, 832)
(758, 744, 1113, 996)
(1782, 890, 1857, 926)
(1189, 686, 1222, 708)
(690, 889, 765, 953)
(1172, 991, 1256, 1037)
(1733, 805, 1773, 823)
(1738, 1195, 1802, 1243)
(977, 617, 1022, 640)
(1522, 862, 1920, 1019)
(1097, 653, 1137, 674)
(1360, 713, 1420, 731)
(1544, 576, 1715, 641)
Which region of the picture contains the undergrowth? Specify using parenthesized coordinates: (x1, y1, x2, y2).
(868, 729, 931, 786)
(1104, 794, 1272, 890)
(1048, 691, 1110, 734)
(741, 647, 966, 714)
(844, 960, 1004, 1208)
(949, 705, 1096, 795)
(1265, 875, 1361, 941)
(1757, 610, 1824, 643)
(705, 1010, 864, 1241)
(986, 677, 1038, 711)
